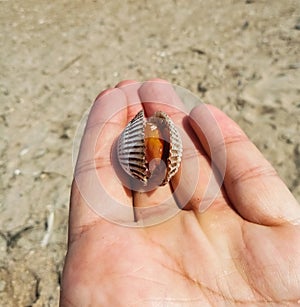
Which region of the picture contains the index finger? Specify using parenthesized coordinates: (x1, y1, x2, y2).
(72, 88, 135, 231)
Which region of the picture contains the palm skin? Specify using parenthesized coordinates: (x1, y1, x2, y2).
(60, 80, 300, 306)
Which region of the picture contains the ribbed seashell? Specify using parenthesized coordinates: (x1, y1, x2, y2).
(117, 110, 182, 187)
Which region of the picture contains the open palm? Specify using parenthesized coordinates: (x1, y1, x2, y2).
(60, 80, 300, 306)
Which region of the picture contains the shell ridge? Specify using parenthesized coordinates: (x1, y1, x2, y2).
(117, 110, 182, 186)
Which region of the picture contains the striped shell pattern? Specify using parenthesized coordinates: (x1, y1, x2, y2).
(117, 110, 182, 186)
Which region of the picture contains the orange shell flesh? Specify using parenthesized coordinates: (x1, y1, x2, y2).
(144, 122, 164, 172)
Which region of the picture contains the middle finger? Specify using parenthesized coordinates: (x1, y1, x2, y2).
(138, 79, 217, 213)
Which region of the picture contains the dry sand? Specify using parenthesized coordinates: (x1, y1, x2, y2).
(0, 0, 300, 305)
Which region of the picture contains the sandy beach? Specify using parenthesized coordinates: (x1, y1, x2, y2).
(0, 0, 299, 305)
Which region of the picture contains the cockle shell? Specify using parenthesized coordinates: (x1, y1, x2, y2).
(117, 110, 182, 187)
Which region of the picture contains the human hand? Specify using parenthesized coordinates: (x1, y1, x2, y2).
(60, 79, 300, 306)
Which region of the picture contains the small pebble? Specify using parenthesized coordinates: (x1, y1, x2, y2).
(288, 63, 300, 69)
(294, 17, 300, 30)
(39, 172, 47, 179)
(242, 21, 249, 30)
(197, 82, 207, 94)
(19, 148, 29, 156)
(280, 132, 293, 144)
(14, 169, 21, 176)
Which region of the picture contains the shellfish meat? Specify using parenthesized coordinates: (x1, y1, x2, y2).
(117, 110, 182, 187)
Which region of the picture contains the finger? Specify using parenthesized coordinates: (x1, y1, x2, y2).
(116, 80, 143, 121)
(138, 79, 219, 213)
(115, 80, 178, 225)
(138, 78, 186, 117)
(72, 88, 134, 233)
(189, 104, 300, 225)
(111, 80, 177, 223)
